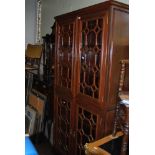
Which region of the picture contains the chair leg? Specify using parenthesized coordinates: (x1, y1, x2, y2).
(120, 133, 129, 155)
(120, 119, 129, 155)
(112, 103, 120, 136)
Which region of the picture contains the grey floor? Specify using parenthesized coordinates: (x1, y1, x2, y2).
(35, 141, 56, 155)
(30, 134, 58, 155)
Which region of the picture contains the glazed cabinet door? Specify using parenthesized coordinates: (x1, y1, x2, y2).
(54, 95, 73, 155)
(55, 20, 76, 93)
(74, 13, 109, 155)
(76, 12, 109, 103)
(75, 104, 104, 155)
(54, 19, 77, 155)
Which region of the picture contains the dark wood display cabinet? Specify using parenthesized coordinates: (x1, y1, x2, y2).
(53, 1, 129, 155)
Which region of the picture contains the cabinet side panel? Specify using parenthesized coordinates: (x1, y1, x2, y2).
(104, 7, 128, 135)
(108, 8, 129, 108)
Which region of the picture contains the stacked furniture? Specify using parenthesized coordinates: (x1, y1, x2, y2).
(25, 41, 54, 141)
(53, 1, 129, 155)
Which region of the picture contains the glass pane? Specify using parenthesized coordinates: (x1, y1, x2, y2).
(88, 20, 96, 29)
(87, 31, 96, 48)
(97, 31, 102, 48)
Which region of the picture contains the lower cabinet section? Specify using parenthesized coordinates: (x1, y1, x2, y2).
(53, 95, 106, 155)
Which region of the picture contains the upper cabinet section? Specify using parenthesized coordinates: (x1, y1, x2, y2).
(54, 0, 129, 103)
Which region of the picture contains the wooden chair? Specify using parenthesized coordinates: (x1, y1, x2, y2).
(25, 43, 43, 76)
(112, 60, 129, 155)
(85, 60, 129, 155)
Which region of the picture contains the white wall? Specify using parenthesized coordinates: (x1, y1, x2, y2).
(41, 0, 129, 36)
(25, 0, 37, 47)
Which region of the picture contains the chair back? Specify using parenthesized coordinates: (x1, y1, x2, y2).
(25, 44, 42, 67)
(118, 60, 129, 94)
